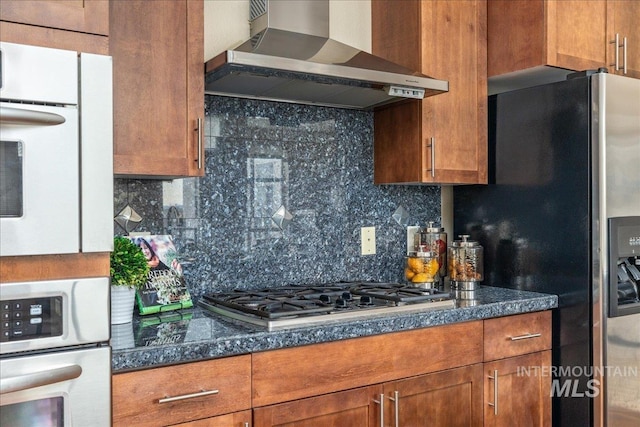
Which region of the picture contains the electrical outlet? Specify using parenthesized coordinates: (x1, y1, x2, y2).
(406, 226, 420, 254)
(361, 227, 376, 255)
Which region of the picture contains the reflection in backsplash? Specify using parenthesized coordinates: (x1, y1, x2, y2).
(114, 96, 442, 302)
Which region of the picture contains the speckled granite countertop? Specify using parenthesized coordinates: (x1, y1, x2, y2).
(111, 286, 557, 373)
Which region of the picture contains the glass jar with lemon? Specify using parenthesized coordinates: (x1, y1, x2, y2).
(405, 250, 440, 289)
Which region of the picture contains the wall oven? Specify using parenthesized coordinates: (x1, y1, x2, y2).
(1, 278, 111, 426)
(0, 42, 113, 426)
(0, 41, 113, 256)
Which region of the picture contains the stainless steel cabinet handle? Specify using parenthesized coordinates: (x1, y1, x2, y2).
(0, 364, 82, 395)
(425, 137, 435, 178)
(487, 369, 498, 415)
(611, 33, 621, 71)
(0, 106, 66, 125)
(510, 332, 542, 341)
(623, 36, 628, 75)
(373, 393, 385, 427)
(158, 388, 219, 404)
(195, 117, 203, 170)
(388, 391, 400, 427)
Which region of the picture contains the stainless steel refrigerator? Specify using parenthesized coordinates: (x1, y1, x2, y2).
(454, 71, 640, 427)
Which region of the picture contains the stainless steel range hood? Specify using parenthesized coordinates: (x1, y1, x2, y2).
(205, 0, 448, 110)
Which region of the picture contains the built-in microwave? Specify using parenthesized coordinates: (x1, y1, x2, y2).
(0, 42, 113, 256)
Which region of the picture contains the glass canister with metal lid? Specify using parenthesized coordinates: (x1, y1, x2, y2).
(405, 250, 440, 289)
(448, 235, 484, 296)
(414, 221, 448, 278)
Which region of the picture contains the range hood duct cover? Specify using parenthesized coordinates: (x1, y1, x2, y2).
(205, 0, 448, 110)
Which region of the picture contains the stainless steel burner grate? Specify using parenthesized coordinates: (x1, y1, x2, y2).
(199, 282, 454, 330)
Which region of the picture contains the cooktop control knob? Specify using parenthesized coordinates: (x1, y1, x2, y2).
(335, 298, 348, 308)
(341, 292, 353, 300)
(319, 294, 331, 303)
(360, 295, 373, 305)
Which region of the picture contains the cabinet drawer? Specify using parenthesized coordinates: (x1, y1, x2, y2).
(112, 355, 251, 427)
(172, 410, 252, 427)
(252, 320, 483, 406)
(484, 311, 551, 361)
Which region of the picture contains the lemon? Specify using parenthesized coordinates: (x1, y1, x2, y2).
(407, 257, 424, 273)
(405, 268, 416, 280)
(425, 259, 439, 276)
(412, 273, 432, 283)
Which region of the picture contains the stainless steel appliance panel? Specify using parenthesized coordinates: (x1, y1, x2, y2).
(596, 73, 640, 219)
(1, 278, 110, 355)
(0, 41, 113, 256)
(79, 52, 114, 253)
(605, 314, 640, 427)
(0, 42, 77, 105)
(0, 102, 80, 256)
(0, 346, 111, 427)
(595, 73, 640, 427)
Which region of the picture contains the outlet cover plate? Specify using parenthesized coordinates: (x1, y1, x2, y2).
(361, 226, 376, 255)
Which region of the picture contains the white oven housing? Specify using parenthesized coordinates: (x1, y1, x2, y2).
(1, 278, 111, 426)
(0, 346, 111, 427)
(0, 42, 113, 256)
(0, 278, 110, 354)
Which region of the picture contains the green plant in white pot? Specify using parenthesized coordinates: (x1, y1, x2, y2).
(110, 236, 150, 324)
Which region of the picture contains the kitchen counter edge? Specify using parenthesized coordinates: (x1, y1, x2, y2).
(111, 286, 558, 373)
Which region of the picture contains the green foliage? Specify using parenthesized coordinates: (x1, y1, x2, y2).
(110, 236, 150, 289)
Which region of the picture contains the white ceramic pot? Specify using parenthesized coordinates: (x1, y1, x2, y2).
(111, 322, 135, 349)
(110, 286, 136, 324)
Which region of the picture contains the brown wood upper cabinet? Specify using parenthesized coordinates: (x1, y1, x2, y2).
(0, 0, 108, 54)
(371, 0, 487, 185)
(488, 0, 639, 80)
(110, 0, 205, 178)
(0, 0, 108, 36)
(607, 0, 640, 78)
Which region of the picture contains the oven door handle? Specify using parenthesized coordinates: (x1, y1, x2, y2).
(0, 364, 82, 395)
(0, 106, 66, 126)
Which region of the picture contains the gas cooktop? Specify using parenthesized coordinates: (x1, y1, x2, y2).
(198, 282, 455, 331)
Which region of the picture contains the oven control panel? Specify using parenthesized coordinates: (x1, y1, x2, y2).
(1, 297, 63, 342)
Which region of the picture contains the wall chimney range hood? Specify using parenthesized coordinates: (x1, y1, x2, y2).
(205, 0, 448, 110)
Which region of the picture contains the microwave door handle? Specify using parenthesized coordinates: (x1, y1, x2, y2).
(0, 364, 82, 395)
(0, 106, 66, 126)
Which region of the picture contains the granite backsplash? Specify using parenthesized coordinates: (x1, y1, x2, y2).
(114, 96, 441, 302)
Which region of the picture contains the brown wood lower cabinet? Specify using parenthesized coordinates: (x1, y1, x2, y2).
(112, 312, 552, 427)
(253, 385, 381, 427)
(253, 364, 484, 427)
(482, 311, 552, 427)
(111, 355, 251, 427)
(172, 410, 251, 427)
(484, 351, 552, 427)
(385, 364, 484, 427)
